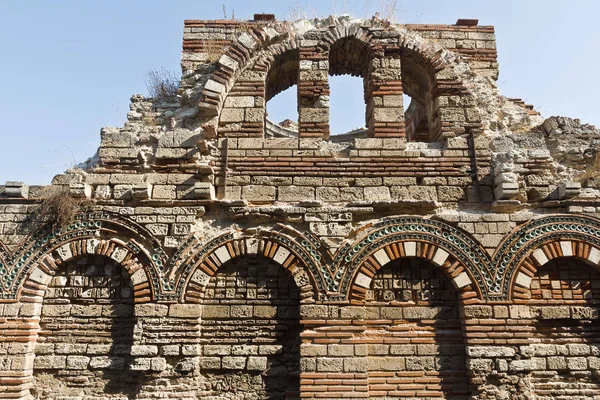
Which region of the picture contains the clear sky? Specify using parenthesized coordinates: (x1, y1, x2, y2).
(1, 1, 599, 184)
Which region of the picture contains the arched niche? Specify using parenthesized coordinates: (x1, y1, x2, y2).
(198, 255, 301, 400)
(519, 257, 600, 398)
(31, 254, 144, 399)
(364, 257, 471, 399)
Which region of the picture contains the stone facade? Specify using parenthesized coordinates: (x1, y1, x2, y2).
(2, 13, 600, 400)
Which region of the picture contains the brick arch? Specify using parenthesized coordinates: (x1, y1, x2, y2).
(181, 232, 320, 303)
(20, 238, 152, 304)
(349, 239, 479, 302)
(510, 239, 600, 301)
(0, 211, 165, 302)
(199, 25, 293, 119)
(492, 214, 600, 300)
(337, 216, 488, 301)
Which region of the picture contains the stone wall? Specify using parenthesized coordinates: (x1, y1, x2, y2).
(1, 12, 600, 400)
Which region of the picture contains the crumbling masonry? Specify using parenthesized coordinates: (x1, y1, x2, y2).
(2, 14, 600, 400)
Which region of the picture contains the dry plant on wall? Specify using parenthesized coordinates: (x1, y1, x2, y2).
(202, 41, 226, 63)
(144, 68, 180, 100)
(36, 187, 92, 231)
(286, 1, 318, 21)
(576, 153, 600, 183)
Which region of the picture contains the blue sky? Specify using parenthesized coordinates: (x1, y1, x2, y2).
(1, 1, 599, 184)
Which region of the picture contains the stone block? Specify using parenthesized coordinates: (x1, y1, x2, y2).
(189, 182, 214, 199)
(364, 186, 391, 201)
(130, 345, 159, 356)
(132, 183, 151, 199)
(279, 186, 315, 202)
(69, 182, 92, 199)
(558, 181, 581, 199)
(408, 186, 437, 201)
(242, 185, 276, 202)
(34, 356, 66, 369)
(367, 356, 405, 371)
(4, 181, 29, 198)
(222, 356, 246, 369)
(247, 356, 267, 371)
(66, 356, 90, 369)
(168, 304, 202, 318)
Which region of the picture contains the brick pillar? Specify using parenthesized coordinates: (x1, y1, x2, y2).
(299, 305, 369, 399)
(0, 302, 41, 400)
(298, 43, 330, 139)
(367, 55, 405, 138)
(463, 303, 535, 399)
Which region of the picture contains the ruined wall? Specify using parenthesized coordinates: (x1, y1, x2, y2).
(1, 13, 600, 400)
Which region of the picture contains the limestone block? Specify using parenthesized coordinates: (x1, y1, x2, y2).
(301, 345, 328, 357)
(279, 186, 315, 202)
(494, 182, 519, 200)
(539, 306, 570, 319)
(300, 305, 328, 318)
(406, 356, 435, 371)
(87, 345, 111, 355)
(467, 346, 516, 358)
(247, 356, 267, 371)
(389, 345, 415, 355)
(135, 304, 168, 317)
(94, 185, 112, 200)
(566, 357, 587, 370)
(224, 96, 254, 108)
(130, 358, 152, 371)
(438, 186, 466, 202)
(316, 187, 341, 202)
(230, 305, 252, 318)
(168, 304, 202, 318)
(558, 181, 581, 199)
(367, 357, 405, 371)
(344, 358, 367, 372)
(130, 345, 159, 356)
(408, 186, 437, 201)
(100, 130, 134, 147)
(463, 305, 493, 318)
(113, 184, 133, 200)
(222, 356, 246, 370)
(468, 359, 493, 372)
(317, 358, 344, 372)
(4, 181, 29, 198)
(156, 186, 182, 202)
(69, 182, 92, 199)
(66, 356, 90, 369)
(190, 182, 214, 199)
(161, 345, 181, 356)
(403, 307, 440, 320)
(200, 357, 221, 370)
(299, 107, 328, 123)
(202, 305, 230, 318)
(34, 356, 66, 369)
(221, 108, 244, 123)
(42, 305, 71, 317)
(340, 187, 364, 201)
(509, 359, 537, 372)
(373, 107, 403, 122)
(132, 183, 151, 200)
(242, 185, 276, 202)
(547, 356, 567, 370)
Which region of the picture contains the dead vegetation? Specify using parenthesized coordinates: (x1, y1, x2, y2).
(36, 187, 92, 230)
(576, 153, 600, 183)
(144, 68, 180, 100)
